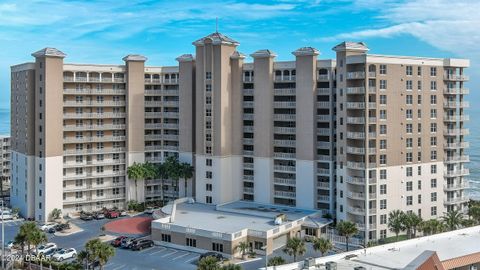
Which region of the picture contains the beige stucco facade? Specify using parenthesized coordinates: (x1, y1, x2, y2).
(10, 33, 470, 242)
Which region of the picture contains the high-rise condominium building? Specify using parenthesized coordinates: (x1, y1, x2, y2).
(10, 33, 469, 240)
(0, 136, 11, 199)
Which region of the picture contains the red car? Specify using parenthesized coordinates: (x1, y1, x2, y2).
(105, 210, 120, 219)
(111, 236, 127, 247)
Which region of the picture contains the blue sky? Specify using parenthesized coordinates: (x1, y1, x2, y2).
(0, 0, 479, 110)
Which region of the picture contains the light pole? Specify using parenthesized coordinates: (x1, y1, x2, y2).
(261, 245, 268, 270)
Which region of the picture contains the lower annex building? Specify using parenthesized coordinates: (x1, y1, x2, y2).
(10, 32, 470, 241)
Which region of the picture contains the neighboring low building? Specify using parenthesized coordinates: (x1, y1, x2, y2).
(151, 198, 330, 257)
(269, 225, 480, 270)
(0, 136, 10, 201)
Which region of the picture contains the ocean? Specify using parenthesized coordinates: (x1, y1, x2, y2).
(0, 107, 478, 199)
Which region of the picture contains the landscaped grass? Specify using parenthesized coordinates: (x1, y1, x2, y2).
(380, 234, 408, 244)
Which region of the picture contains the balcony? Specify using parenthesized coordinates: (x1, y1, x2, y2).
(346, 117, 365, 124)
(164, 112, 179, 118)
(317, 155, 331, 161)
(356, 223, 377, 231)
(346, 161, 376, 170)
(273, 165, 296, 172)
(164, 78, 179, 84)
(145, 123, 161, 129)
(317, 168, 330, 175)
(347, 71, 365, 79)
(145, 146, 162, 151)
(273, 127, 296, 134)
(317, 88, 330, 95)
(346, 176, 376, 185)
(63, 88, 126, 95)
(274, 152, 296, 159)
(444, 142, 469, 149)
(317, 74, 330, 81)
(273, 114, 296, 121)
(274, 178, 296, 186)
(243, 77, 254, 83)
(443, 101, 469, 108)
(444, 88, 469, 95)
(145, 134, 163, 141)
(163, 101, 179, 107)
(243, 150, 254, 156)
(145, 101, 162, 107)
(347, 206, 366, 215)
(346, 87, 365, 94)
(163, 123, 179, 129)
(243, 101, 254, 108)
(243, 138, 254, 145)
(243, 187, 254, 194)
(316, 102, 330, 108)
(243, 113, 254, 120)
(273, 140, 295, 147)
(444, 128, 469, 136)
(274, 190, 296, 198)
(444, 155, 469, 163)
(346, 102, 365, 109)
(144, 90, 161, 95)
(317, 115, 330, 122)
(316, 141, 330, 149)
(145, 156, 163, 162)
(145, 112, 162, 118)
(317, 195, 330, 203)
(63, 124, 125, 131)
(63, 76, 125, 83)
(63, 136, 125, 143)
(346, 147, 376, 155)
(243, 89, 254, 95)
(243, 126, 254, 133)
(63, 147, 125, 155)
(244, 163, 254, 169)
(63, 112, 126, 119)
(444, 115, 469, 122)
(443, 74, 469, 81)
(317, 182, 330, 189)
(274, 76, 296, 82)
(63, 159, 126, 168)
(444, 196, 469, 205)
(274, 101, 296, 108)
(63, 100, 126, 107)
(64, 170, 126, 180)
(163, 134, 179, 141)
(274, 89, 296, 95)
(163, 90, 179, 95)
(317, 128, 330, 136)
(163, 145, 179, 151)
(444, 169, 469, 177)
(444, 182, 469, 191)
(243, 175, 254, 181)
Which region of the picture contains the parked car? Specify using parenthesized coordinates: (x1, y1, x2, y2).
(131, 239, 154, 251)
(0, 210, 13, 220)
(119, 210, 128, 217)
(144, 207, 155, 214)
(111, 236, 127, 247)
(47, 227, 56, 234)
(80, 213, 93, 221)
(199, 252, 225, 262)
(120, 237, 135, 249)
(39, 223, 58, 232)
(4, 241, 14, 249)
(105, 210, 119, 219)
(53, 248, 77, 261)
(93, 212, 105, 220)
(43, 248, 62, 260)
(36, 243, 57, 255)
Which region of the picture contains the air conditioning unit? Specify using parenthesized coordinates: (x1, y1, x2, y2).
(303, 257, 315, 268)
(354, 267, 366, 270)
(325, 261, 337, 270)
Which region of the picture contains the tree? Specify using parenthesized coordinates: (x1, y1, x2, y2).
(267, 256, 286, 266)
(403, 212, 422, 238)
(85, 238, 115, 270)
(235, 241, 250, 260)
(127, 162, 146, 201)
(388, 210, 406, 241)
(468, 205, 480, 224)
(155, 163, 169, 203)
(197, 256, 220, 270)
(420, 219, 444, 236)
(312, 237, 333, 256)
(50, 208, 62, 221)
(180, 162, 194, 197)
(442, 210, 464, 231)
(336, 220, 358, 251)
(76, 250, 89, 270)
(30, 229, 48, 255)
(18, 222, 39, 254)
(14, 231, 27, 255)
(164, 156, 182, 196)
(220, 264, 242, 270)
(282, 237, 306, 262)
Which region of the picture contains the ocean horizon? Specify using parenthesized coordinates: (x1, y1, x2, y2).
(0, 107, 478, 200)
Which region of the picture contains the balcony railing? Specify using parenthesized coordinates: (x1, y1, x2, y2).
(64, 100, 126, 107)
(347, 71, 365, 79)
(274, 101, 296, 108)
(444, 155, 470, 163)
(444, 182, 469, 190)
(63, 136, 125, 143)
(273, 140, 295, 147)
(444, 196, 469, 204)
(346, 87, 365, 94)
(444, 88, 469, 95)
(444, 128, 469, 136)
(443, 74, 469, 81)
(274, 178, 296, 186)
(274, 89, 296, 95)
(63, 112, 126, 119)
(444, 169, 469, 177)
(273, 127, 296, 134)
(317, 74, 329, 81)
(63, 124, 125, 131)
(274, 190, 296, 198)
(273, 114, 296, 121)
(63, 88, 126, 95)
(273, 152, 296, 159)
(273, 165, 296, 172)
(444, 142, 469, 149)
(443, 101, 469, 108)
(443, 115, 469, 122)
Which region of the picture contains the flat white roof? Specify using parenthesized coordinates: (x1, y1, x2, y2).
(278, 225, 480, 270)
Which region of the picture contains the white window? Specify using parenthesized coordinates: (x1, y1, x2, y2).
(380, 80, 387, 90)
(430, 123, 437, 133)
(431, 206, 437, 216)
(406, 181, 413, 191)
(380, 95, 387, 105)
(380, 154, 387, 165)
(406, 95, 413, 105)
(430, 137, 437, 146)
(380, 65, 387, 74)
(430, 67, 437, 76)
(406, 80, 413, 90)
(430, 81, 437, 90)
(406, 124, 413, 133)
(431, 165, 437, 174)
(380, 184, 387, 195)
(406, 152, 413, 162)
(380, 110, 387, 120)
(380, 214, 387, 224)
(406, 66, 413, 76)
(406, 167, 413, 177)
(406, 109, 413, 119)
(406, 138, 413, 148)
(431, 150, 437, 160)
(430, 109, 437, 119)
(406, 196, 413, 205)
(431, 192, 437, 202)
(417, 80, 422, 90)
(380, 125, 387, 135)
(380, 169, 387, 180)
(431, 178, 437, 188)
(430, 95, 437, 105)
(380, 140, 387, 149)
(380, 199, 387, 209)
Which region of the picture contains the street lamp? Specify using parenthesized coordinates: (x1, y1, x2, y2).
(261, 245, 268, 270)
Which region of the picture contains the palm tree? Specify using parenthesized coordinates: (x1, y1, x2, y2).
(30, 229, 48, 255)
(19, 221, 38, 254)
(283, 237, 306, 262)
(404, 212, 422, 238)
(96, 242, 115, 270)
(127, 162, 146, 201)
(164, 156, 182, 197)
(468, 205, 480, 224)
(442, 210, 463, 231)
(50, 208, 62, 221)
(336, 220, 358, 251)
(197, 256, 220, 270)
(14, 231, 27, 255)
(155, 163, 169, 204)
(388, 210, 406, 241)
(267, 256, 286, 266)
(312, 237, 333, 256)
(76, 250, 89, 269)
(180, 162, 194, 197)
(235, 241, 250, 260)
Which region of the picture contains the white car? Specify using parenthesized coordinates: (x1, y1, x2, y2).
(39, 223, 57, 232)
(0, 211, 13, 220)
(52, 248, 77, 261)
(36, 243, 57, 255)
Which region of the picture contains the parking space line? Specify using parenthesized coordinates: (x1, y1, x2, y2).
(149, 247, 166, 255)
(172, 252, 190, 260)
(112, 265, 125, 270)
(185, 255, 199, 263)
(161, 250, 177, 257)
